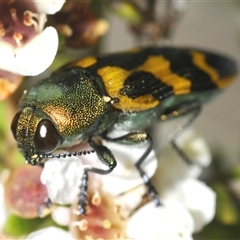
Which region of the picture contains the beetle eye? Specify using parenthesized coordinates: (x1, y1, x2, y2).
(34, 120, 61, 154)
(11, 110, 22, 140)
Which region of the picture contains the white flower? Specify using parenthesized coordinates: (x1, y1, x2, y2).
(115, 184, 146, 215)
(34, 1, 65, 15)
(40, 153, 86, 204)
(27, 226, 74, 240)
(161, 178, 216, 232)
(0, 1, 61, 76)
(101, 138, 158, 195)
(0, 27, 58, 76)
(153, 129, 211, 188)
(152, 128, 215, 233)
(51, 206, 71, 226)
(127, 201, 194, 240)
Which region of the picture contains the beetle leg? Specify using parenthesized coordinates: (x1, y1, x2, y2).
(78, 139, 117, 214)
(161, 101, 202, 165)
(104, 132, 161, 206)
(134, 134, 161, 206)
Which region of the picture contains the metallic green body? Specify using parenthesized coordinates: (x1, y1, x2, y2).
(11, 47, 237, 166)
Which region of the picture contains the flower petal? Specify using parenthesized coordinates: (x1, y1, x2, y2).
(115, 184, 146, 214)
(14, 26, 58, 76)
(34, 1, 65, 15)
(27, 226, 73, 240)
(51, 206, 71, 226)
(162, 179, 216, 232)
(174, 129, 211, 167)
(153, 129, 211, 190)
(127, 201, 194, 240)
(101, 139, 158, 195)
(0, 42, 16, 73)
(40, 154, 85, 204)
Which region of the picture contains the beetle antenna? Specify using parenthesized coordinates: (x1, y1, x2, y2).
(41, 149, 95, 159)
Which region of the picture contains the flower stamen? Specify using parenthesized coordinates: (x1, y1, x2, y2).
(72, 219, 89, 231)
(10, 8, 18, 22)
(102, 219, 111, 229)
(0, 24, 5, 37)
(23, 10, 39, 31)
(13, 31, 23, 47)
(91, 191, 101, 206)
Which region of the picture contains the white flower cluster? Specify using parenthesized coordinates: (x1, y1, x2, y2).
(0, 1, 65, 76)
(27, 129, 216, 239)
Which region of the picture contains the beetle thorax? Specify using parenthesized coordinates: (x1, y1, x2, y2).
(39, 77, 110, 141)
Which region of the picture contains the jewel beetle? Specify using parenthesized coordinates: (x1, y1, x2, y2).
(11, 46, 237, 214)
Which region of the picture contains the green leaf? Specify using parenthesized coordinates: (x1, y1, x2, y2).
(194, 219, 240, 239)
(230, 164, 240, 179)
(3, 214, 62, 237)
(0, 101, 8, 137)
(213, 182, 239, 225)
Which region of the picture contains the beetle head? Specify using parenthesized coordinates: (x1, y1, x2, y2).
(11, 107, 62, 165)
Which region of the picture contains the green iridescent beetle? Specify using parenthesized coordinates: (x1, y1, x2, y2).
(11, 47, 237, 214)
